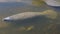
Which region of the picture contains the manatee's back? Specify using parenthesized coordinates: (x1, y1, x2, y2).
(7, 12, 42, 20)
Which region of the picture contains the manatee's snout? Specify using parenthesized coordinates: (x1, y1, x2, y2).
(3, 17, 12, 21)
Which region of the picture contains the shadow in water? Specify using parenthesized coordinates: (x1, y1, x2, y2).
(5, 15, 51, 28)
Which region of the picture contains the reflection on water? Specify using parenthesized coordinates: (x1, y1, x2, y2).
(0, 2, 60, 34)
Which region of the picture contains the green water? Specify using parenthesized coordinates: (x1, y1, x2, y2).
(0, 3, 60, 34)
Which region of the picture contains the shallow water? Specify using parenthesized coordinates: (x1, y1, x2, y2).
(0, 2, 60, 34)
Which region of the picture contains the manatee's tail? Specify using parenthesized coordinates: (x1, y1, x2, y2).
(41, 10, 58, 19)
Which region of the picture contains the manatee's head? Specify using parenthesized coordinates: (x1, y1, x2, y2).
(3, 17, 13, 22)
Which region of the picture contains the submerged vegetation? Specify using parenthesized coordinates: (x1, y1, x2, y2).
(32, 0, 45, 6)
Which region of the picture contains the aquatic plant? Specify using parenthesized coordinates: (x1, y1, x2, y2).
(32, 0, 45, 6)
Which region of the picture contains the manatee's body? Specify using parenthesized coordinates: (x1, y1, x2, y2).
(3, 12, 43, 21)
(3, 10, 57, 22)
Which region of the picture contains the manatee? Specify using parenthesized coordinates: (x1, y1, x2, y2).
(3, 10, 57, 22)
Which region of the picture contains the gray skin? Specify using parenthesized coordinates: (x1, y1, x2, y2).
(3, 12, 44, 22)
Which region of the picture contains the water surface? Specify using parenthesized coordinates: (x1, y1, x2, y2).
(0, 2, 60, 34)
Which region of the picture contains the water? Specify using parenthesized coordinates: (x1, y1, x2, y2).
(0, 2, 60, 34)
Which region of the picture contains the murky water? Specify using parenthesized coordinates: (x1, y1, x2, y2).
(0, 2, 60, 34)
